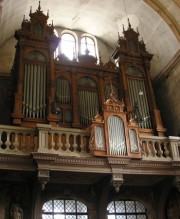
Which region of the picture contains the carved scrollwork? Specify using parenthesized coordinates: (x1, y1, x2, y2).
(38, 170, 50, 190)
(111, 173, 124, 193)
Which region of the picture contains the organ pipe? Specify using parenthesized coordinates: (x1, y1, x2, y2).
(127, 78, 151, 129)
(107, 116, 127, 156)
(23, 63, 47, 119)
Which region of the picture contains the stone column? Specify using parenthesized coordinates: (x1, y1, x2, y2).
(0, 190, 6, 219)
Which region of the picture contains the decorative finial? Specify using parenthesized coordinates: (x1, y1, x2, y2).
(84, 37, 90, 55)
(47, 10, 49, 17)
(73, 47, 77, 61)
(99, 51, 103, 65)
(128, 18, 131, 29)
(29, 6, 32, 15)
(118, 32, 120, 38)
(109, 75, 114, 94)
(136, 27, 139, 34)
(52, 20, 54, 27)
(141, 37, 144, 43)
(23, 15, 25, 22)
(122, 24, 125, 32)
(38, 1, 41, 11)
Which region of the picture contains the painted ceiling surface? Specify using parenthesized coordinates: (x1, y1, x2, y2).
(0, 0, 179, 78)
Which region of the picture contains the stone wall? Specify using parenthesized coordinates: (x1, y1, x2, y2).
(154, 57, 180, 136)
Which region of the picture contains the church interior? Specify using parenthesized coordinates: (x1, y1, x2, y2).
(0, 0, 179, 218)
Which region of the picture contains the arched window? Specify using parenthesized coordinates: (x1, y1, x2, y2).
(42, 199, 88, 218)
(81, 36, 96, 57)
(61, 33, 76, 60)
(107, 200, 147, 219)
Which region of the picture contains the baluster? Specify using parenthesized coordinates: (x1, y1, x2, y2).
(73, 134, 78, 152)
(29, 133, 35, 152)
(0, 132, 2, 149)
(80, 134, 85, 153)
(145, 141, 151, 157)
(164, 142, 170, 157)
(50, 132, 55, 149)
(65, 134, 70, 151)
(6, 131, 11, 150)
(57, 133, 63, 151)
(14, 132, 19, 151)
(152, 141, 157, 157)
(156, 142, 163, 157)
(21, 134, 26, 152)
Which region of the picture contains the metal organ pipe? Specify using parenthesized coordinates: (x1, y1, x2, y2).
(127, 78, 151, 129)
(107, 116, 127, 156)
(23, 62, 47, 119)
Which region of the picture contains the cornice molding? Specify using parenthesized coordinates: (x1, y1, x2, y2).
(0, 153, 35, 171)
(1, 152, 180, 175)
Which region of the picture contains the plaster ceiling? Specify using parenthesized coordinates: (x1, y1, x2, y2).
(0, 0, 179, 79)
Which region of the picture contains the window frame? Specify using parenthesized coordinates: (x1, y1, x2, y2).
(80, 34, 98, 61)
(107, 200, 147, 219)
(42, 198, 88, 219)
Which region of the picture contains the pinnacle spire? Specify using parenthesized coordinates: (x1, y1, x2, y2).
(38, 1, 41, 11)
(29, 6, 32, 15)
(128, 18, 131, 29)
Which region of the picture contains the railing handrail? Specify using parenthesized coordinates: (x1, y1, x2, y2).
(0, 124, 179, 160)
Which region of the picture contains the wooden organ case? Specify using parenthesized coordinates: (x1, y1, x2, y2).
(11, 4, 166, 158)
(111, 19, 166, 137)
(12, 3, 60, 127)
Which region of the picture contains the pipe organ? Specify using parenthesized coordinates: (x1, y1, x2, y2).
(11, 3, 166, 158)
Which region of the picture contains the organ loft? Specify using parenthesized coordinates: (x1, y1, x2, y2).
(0, 2, 179, 219)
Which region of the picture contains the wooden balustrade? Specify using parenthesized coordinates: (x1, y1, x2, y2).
(0, 125, 37, 154)
(140, 135, 180, 161)
(0, 124, 179, 161)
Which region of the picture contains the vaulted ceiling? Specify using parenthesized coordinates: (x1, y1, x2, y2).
(0, 0, 179, 79)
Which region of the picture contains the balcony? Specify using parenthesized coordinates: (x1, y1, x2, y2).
(0, 124, 180, 161)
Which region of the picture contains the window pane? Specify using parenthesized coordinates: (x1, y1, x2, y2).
(77, 201, 87, 212)
(125, 201, 135, 213)
(42, 200, 53, 212)
(137, 216, 146, 219)
(65, 200, 76, 213)
(66, 215, 76, 219)
(107, 201, 115, 213)
(42, 199, 88, 218)
(127, 215, 136, 219)
(77, 215, 88, 219)
(42, 215, 53, 219)
(54, 215, 65, 219)
(54, 200, 64, 213)
(81, 37, 95, 57)
(135, 202, 145, 212)
(108, 215, 115, 219)
(61, 34, 75, 60)
(116, 216, 126, 219)
(115, 201, 125, 213)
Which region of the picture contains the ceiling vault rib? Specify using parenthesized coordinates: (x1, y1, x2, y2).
(144, 0, 180, 41)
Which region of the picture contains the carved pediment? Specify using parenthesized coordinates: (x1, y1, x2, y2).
(104, 91, 125, 113)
